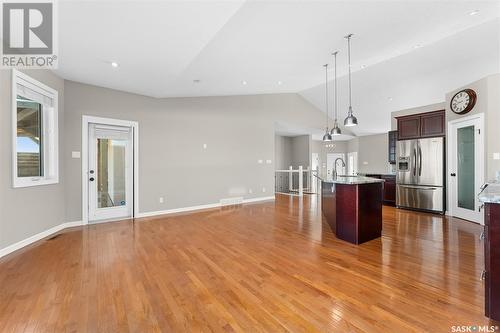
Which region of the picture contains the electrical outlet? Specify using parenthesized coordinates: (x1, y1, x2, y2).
(258, 159, 263, 164)
(262, 187, 266, 193)
(71, 151, 81, 158)
(159, 197, 164, 204)
(266, 159, 272, 164)
(203, 143, 207, 149)
(493, 153, 500, 160)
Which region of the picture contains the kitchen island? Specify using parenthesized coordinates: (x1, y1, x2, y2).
(322, 176, 384, 245)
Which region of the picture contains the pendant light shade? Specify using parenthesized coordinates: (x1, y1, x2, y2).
(323, 131, 332, 141)
(344, 106, 358, 127)
(322, 64, 332, 142)
(343, 34, 358, 127)
(330, 51, 342, 136)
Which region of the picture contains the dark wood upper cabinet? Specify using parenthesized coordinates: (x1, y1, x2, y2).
(396, 110, 445, 140)
(397, 115, 421, 140)
(420, 111, 445, 138)
(388, 130, 397, 164)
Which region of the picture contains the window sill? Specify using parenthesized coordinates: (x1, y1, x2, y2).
(13, 178, 59, 188)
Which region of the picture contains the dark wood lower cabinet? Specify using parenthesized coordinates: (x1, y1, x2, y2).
(382, 175, 396, 206)
(362, 174, 396, 206)
(485, 202, 500, 321)
(322, 181, 383, 245)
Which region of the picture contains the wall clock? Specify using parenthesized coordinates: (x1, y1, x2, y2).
(450, 88, 477, 115)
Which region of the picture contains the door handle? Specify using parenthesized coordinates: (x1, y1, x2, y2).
(89, 177, 95, 182)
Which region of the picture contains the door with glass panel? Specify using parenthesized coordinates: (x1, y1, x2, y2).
(449, 115, 484, 224)
(88, 124, 133, 222)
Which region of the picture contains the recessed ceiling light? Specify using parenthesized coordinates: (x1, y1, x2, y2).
(111, 62, 119, 68)
(469, 10, 479, 16)
(193, 79, 201, 84)
(277, 81, 283, 85)
(360, 65, 366, 69)
(388, 97, 393, 101)
(241, 80, 247, 85)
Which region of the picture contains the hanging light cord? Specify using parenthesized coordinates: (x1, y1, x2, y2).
(333, 52, 338, 121)
(324, 64, 329, 128)
(347, 34, 352, 110)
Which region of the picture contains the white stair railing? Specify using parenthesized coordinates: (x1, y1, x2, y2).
(275, 166, 320, 195)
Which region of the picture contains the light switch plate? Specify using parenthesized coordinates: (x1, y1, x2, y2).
(258, 159, 263, 164)
(72, 151, 81, 158)
(493, 153, 500, 160)
(266, 159, 272, 164)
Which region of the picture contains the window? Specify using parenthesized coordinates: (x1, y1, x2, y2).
(12, 70, 58, 188)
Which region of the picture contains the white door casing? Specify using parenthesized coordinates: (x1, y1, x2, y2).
(82, 116, 139, 224)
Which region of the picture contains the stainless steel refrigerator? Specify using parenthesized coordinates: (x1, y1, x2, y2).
(396, 137, 445, 213)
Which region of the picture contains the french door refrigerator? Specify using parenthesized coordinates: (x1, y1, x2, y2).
(396, 137, 445, 213)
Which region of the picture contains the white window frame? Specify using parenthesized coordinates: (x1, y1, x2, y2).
(12, 69, 59, 188)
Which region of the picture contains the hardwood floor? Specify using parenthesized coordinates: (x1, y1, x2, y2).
(0, 194, 495, 332)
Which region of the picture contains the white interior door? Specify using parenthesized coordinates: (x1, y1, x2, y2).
(448, 114, 484, 224)
(88, 124, 133, 222)
(347, 152, 358, 175)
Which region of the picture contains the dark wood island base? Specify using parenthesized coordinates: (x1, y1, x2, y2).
(322, 179, 383, 245)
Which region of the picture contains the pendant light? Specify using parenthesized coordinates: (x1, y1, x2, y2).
(330, 51, 341, 136)
(344, 33, 358, 127)
(322, 63, 332, 141)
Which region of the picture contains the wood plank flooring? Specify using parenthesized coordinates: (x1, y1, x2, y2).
(0, 194, 496, 332)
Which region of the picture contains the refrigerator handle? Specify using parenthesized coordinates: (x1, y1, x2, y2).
(413, 148, 417, 176)
(418, 145, 422, 176)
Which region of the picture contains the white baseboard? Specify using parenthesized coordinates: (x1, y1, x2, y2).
(0, 220, 84, 259)
(137, 195, 275, 219)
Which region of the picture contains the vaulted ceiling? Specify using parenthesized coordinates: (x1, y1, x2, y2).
(55, 1, 500, 136)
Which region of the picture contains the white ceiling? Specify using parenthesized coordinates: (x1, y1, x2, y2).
(56, 1, 500, 136)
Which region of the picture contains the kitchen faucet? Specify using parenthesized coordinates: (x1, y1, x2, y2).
(333, 157, 346, 179)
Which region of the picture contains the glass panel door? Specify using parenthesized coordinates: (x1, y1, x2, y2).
(97, 138, 127, 208)
(88, 124, 133, 222)
(457, 126, 475, 210)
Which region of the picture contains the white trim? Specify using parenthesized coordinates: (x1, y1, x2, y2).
(0, 221, 84, 259)
(447, 112, 485, 224)
(136, 196, 276, 219)
(12, 69, 59, 188)
(82, 116, 139, 224)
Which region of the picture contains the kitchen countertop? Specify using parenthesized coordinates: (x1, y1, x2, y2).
(322, 176, 385, 185)
(479, 182, 500, 204)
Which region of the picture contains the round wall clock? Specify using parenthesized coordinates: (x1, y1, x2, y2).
(450, 88, 477, 115)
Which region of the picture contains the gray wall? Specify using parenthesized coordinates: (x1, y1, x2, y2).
(290, 135, 311, 169)
(356, 133, 390, 174)
(64, 81, 328, 221)
(445, 74, 500, 180)
(0, 69, 66, 249)
(274, 135, 292, 170)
